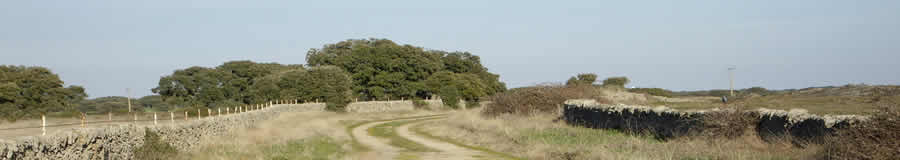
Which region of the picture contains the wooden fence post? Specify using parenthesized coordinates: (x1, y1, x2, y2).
(218, 108, 221, 116)
(133, 113, 137, 123)
(108, 112, 112, 121)
(154, 112, 158, 125)
(170, 112, 174, 124)
(184, 111, 188, 121)
(80, 112, 85, 128)
(197, 109, 202, 120)
(41, 114, 46, 136)
(207, 109, 211, 118)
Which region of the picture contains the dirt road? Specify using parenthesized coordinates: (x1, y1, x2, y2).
(351, 116, 512, 160)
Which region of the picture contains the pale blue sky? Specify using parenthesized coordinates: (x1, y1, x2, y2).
(1, 0, 898, 98)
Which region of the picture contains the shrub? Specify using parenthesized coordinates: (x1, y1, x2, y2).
(694, 110, 757, 139)
(412, 99, 430, 109)
(483, 85, 607, 116)
(602, 77, 630, 88)
(134, 129, 178, 160)
(821, 105, 899, 159)
(465, 100, 481, 108)
(440, 85, 461, 109)
(628, 88, 675, 97)
(565, 73, 597, 86)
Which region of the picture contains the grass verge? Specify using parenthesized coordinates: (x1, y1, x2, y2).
(411, 121, 523, 160)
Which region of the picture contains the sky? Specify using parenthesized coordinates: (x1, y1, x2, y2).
(1, 0, 898, 98)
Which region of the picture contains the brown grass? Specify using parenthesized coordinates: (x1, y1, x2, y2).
(424, 109, 821, 160)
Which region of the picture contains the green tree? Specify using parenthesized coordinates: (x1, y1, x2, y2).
(0, 65, 86, 122)
(307, 38, 506, 106)
(277, 66, 352, 111)
(566, 73, 598, 86)
(602, 77, 630, 88)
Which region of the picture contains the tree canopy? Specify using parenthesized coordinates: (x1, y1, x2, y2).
(306, 38, 506, 105)
(602, 77, 630, 88)
(0, 65, 87, 122)
(566, 73, 598, 86)
(152, 61, 353, 111)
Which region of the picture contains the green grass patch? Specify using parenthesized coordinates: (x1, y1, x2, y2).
(368, 118, 442, 152)
(263, 136, 346, 160)
(410, 121, 524, 160)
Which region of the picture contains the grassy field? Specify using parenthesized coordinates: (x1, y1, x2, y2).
(615, 85, 900, 115)
(423, 108, 822, 160)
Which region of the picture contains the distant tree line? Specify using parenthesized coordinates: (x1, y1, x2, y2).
(152, 61, 352, 111)
(0, 65, 87, 122)
(1, 38, 507, 119)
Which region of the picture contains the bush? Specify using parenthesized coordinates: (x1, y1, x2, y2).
(602, 77, 630, 88)
(694, 110, 756, 139)
(465, 100, 481, 108)
(412, 99, 430, 109)
(440, 85, 461, 109)
(566, 73, 597, 86)
(483, 85, 607, 116)
(628, 88, 674, 97)
(821, 105, 899, 159)
(134, 129, 178, 160)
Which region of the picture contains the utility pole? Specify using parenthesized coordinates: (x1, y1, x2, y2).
(728, 66, 736, 97)
(126, 88, 132, 113)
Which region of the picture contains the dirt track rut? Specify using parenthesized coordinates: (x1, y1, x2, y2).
(350, 116, 507, 160)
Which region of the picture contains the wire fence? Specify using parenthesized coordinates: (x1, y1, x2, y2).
(0, 99, 308, 138)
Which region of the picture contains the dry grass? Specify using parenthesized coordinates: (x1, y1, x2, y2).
(423, 109, 822, 160)
(178, 110, 441, 160)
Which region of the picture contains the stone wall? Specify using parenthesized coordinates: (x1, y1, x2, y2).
(346, 99, 444, 112)
(562, 99, 868, 143)
(0, 103, 324, 160)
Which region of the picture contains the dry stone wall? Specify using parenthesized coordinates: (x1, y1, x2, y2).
(0, 103, 324, 160)
(562, 99, 868, 143)
(346, 99, 444, 112)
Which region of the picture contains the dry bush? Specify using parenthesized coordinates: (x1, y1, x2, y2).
(822, 104, 900, 160)
(483, 85, 607, 116)
(134, 129, 178, 160)
(694, 109, 758, 139)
